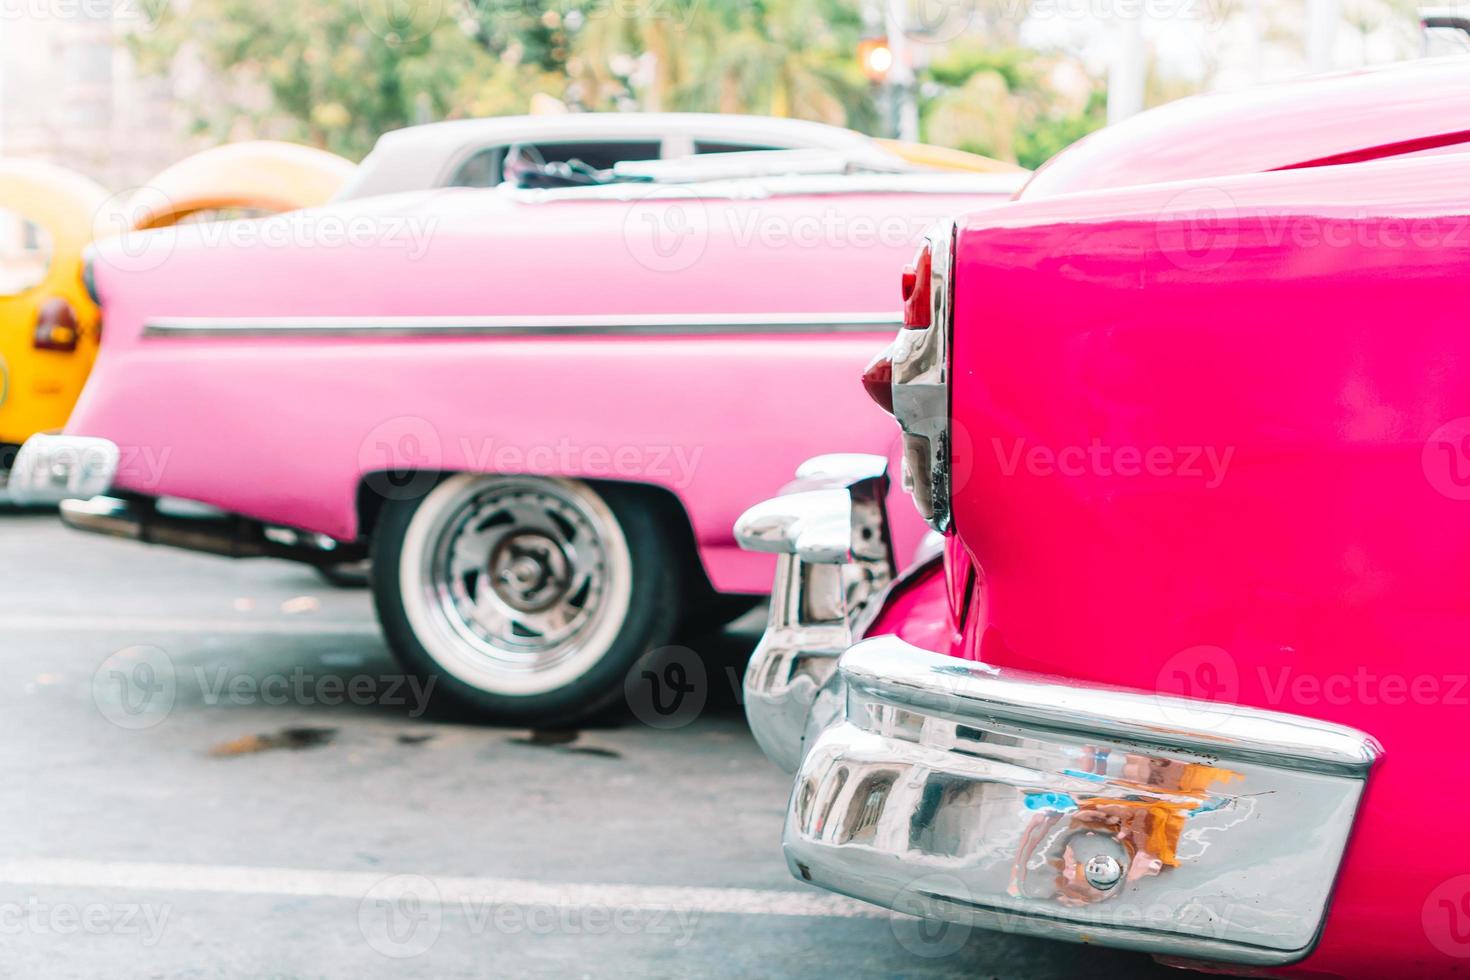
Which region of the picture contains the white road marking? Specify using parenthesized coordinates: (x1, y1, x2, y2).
(0, 614, 381, 636)
(0, 859, 888, 920)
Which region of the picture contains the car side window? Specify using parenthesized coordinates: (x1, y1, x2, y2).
(693, 141, 779, 154)
(450, 147, 505, 188)
(448, 140, 662, 187)
(522, 140, 661, 170)
(0, 211, 52, 296)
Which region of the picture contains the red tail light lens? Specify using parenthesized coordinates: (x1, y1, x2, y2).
(862, 344, 895, 414)
(901, 243, 932, 329)
(33, 298, 80, 353)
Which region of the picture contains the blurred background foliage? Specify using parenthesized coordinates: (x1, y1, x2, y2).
(132, 0, 1110, 168)
(918, 42, 1105, 167)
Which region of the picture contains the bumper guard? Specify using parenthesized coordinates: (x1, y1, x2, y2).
(8, 434, 119, 505)
(734, 454, 896, 771)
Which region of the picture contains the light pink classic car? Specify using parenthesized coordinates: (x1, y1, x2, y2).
(735, 59, 1470, 977)
(11, 152, 1022, 723)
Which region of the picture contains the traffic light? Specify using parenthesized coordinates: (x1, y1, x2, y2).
(858, 37, 894, 82)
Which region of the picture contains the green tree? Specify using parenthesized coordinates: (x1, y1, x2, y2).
(561, 0, 718, 111)
(566, 0, 877, 128)
(467, 0, 580, 73)
(922, 70, 1018, 161)
(132, 0, 500, 159)
(133, 0, 881, 152)
(1014, 90, 1107, 169)
(685, 0, 876, 128)
(919, 43, 1106, 169)
(133, 0, 1112, 168)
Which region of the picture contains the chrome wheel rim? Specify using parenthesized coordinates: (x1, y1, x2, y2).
(401, 476, 633, 696)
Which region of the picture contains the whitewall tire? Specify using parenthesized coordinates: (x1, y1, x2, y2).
(371, 474, 682, 723)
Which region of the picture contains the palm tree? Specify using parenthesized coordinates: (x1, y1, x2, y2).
(569, 0, 877, 130)
(568, 0, 721, 111)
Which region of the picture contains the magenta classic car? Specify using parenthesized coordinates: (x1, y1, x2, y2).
(9, 153, 1022, 724)
(734, 59, 1470, 977)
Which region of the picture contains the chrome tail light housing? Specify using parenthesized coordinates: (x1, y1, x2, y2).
(889, 220, 954, 531)
(858, 221, 952, 531)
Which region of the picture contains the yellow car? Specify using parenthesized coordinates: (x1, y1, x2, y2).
(0, 160, 110, 468)
(0, 142, 353, 492)
(876, 139, 1029, 175)
(126, 140, 356, 229)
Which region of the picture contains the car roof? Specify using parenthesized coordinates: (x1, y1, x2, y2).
(336, 113, 881, 201)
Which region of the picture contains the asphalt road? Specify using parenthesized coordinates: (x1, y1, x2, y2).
(0, 508, 1197, 979)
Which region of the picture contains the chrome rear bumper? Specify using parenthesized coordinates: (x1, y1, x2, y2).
(734, 454, 895, 771)
(735, 454, 1382, 967)
(784, 635, 1379, 967)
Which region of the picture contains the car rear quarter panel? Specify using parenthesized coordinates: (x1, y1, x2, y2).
(946, 154, 1470, 975)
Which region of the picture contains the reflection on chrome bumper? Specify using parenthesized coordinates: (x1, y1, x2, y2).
(9, 434, 119, 505)
(786, 635, 1381, 967)
(734, 454, 895, 771)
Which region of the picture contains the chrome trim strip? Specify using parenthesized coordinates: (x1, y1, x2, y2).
(784, 635, 1382, 966)
(143, 312, 904, 339)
